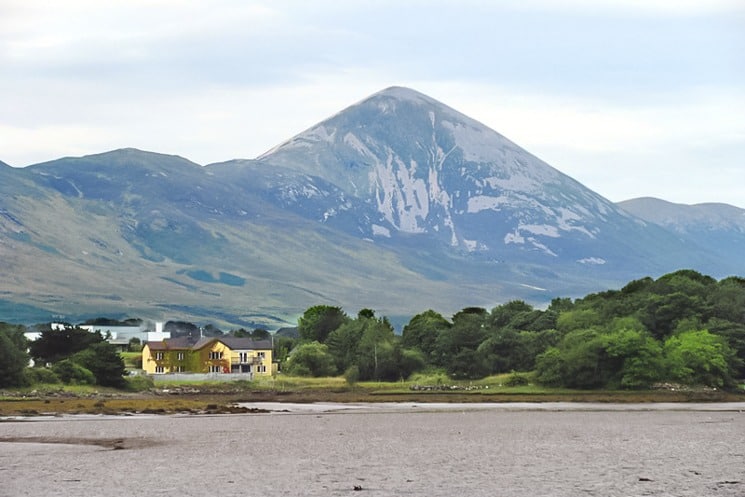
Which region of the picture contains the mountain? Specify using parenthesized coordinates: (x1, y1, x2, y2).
(215, 87, 719, 276)
(2, 149, 481, 327)
(0, 88, 742, 328)
(618, 197, 745, 272)
(618, 197, 745, 232)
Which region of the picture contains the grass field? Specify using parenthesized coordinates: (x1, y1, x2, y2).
(2, 373, 742, 417)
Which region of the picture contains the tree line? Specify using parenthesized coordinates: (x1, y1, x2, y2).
(1, 269, 743, 390)
(284, 270, 745, 389)
(0, 325, 126, 388)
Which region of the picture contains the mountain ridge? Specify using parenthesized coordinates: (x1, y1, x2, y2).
(618, 197, 745, 232)
(0, 88, 742, 327)
(243, 86, 722, 275)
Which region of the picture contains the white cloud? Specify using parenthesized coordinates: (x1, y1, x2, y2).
(515, 0, 745, 15)
(0, 124, 116, 166)
(407, 80, 745, 205)
(0, 1, 742, 207)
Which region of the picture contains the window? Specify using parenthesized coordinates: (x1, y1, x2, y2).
(177, 352, 184, 361)
(174, 366, 184, 373)
(209, 351, 223, 360)
(257, 365, 266, 373)
(239, 352, 248, 363)
(155, 365, 164, 373)
(209, 365, 221, 373)
(155, 352, 164, 360)
(258, 351, 266, 359)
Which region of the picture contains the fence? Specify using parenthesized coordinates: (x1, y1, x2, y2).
(150, 372, 254, 383)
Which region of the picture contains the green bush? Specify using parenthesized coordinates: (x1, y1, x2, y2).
(504, 371, 530, 387)
(285, 341, 337, 377)
(52, 359, 96, 385)
(344, 365, 360, 386)
(121, 352, 142, 369)
(124, 374, 154, 392)
(72, 342, 127, 388)
(25, 367, 60, 385)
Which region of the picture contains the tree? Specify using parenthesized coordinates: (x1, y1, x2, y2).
(83, 317, 142, 326)
(534, 327, 621, 389)
(164, 321, 200, 338)
(602, 327, 663, 389)
(0, 324, 29, 388)
(72, 342, 127, 388)
(708, 277, 745, 324)
(356, 316, 397, 381)
(433, 307, 487, 371)
(393, 346, 426, 380)
(128, 337, 142, 352)
(325, 319, 365, 374)
(202, 324, 224, 337)
(250, 328, 271, 340)
(29, 326, 102, 364)
(52, 359, 96, 385)
(477, 327, 527, 374)
(488, 300, 534, 329)
(401, 310, 451, 359)
(448, 348, 489, 379)
(556, 309, 602, 334)
(515, 329, 561, 371)
(663, 330, 738, 388)
(285, 341, 337, 377)
(297, 305, 348, 343)
(273, 336, 297, 370)
(534, 347, 565, 387)
(706, 318, 745, 378)
(641, 292, 704, 339)
(551, 329, 609, 389)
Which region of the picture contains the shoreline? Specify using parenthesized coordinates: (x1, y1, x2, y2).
(2, 387, 744, 417)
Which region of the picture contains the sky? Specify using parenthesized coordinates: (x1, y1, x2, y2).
(1, 0, 744, 207)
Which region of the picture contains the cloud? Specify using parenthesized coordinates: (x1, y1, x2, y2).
(515, 0, 745, 15)
(0, 124, 116, 166)
(413, 80, 745, 205)
(0, 1, 742, 206)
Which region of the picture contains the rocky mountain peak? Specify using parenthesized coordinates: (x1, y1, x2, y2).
(0, 88, 741, 327)
(255, 87, 631, 260)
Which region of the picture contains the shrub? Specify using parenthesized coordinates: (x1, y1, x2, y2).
(121, 353, 142, 369)
(124, 374, 154, 392)
(52, 359, 96, 385)
(504, 371, 529, 387)
(71, 343, 127, 388)
(25, 367, 60, 385)
(285, 341, 337, 377)
(344, 365, 360, 386)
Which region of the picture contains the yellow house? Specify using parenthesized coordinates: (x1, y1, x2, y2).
(142, 336, 273, 376)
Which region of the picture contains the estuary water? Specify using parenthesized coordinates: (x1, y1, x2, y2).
(1, 403, 744, 497)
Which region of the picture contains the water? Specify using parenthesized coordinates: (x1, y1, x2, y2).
(2, 403, 744, 496)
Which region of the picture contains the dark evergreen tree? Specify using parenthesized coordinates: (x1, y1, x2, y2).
(0, 324, 29, 388)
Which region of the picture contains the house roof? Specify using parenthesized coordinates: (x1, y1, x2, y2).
(198, 336, 272, 351)
(146, 336, 272, 352)
(145, 336, 198, 351)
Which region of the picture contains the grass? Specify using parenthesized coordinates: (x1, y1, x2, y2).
(120, 352, 142, 369)
(2, 373, 743, 417)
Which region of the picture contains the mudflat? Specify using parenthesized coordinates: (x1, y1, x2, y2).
(2, 405, 744, 496)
